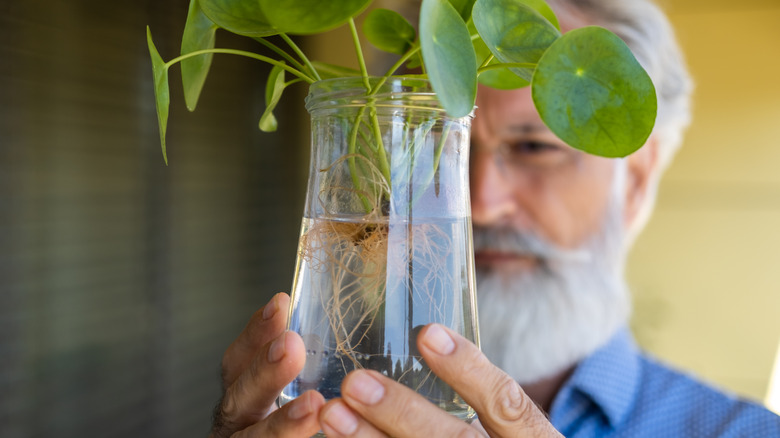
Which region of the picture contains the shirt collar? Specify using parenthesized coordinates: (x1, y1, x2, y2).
(549, 328, 642, 430)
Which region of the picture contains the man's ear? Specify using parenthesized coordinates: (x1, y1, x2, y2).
(623, 136, 659, 229)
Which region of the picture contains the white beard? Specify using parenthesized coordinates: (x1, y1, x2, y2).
(474, 168, 631, 385)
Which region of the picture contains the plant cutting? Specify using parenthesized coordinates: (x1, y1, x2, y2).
(146, 0, 656, 422)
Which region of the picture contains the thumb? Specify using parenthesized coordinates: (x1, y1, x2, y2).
(417, 324, 563, 437)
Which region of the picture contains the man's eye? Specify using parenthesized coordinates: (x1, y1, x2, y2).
(506, 141, 560, 155)
(502, 140, 573, 169)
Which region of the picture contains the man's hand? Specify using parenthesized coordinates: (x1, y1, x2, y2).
(318, 324, 563, 437)
(210, 293, 324, 438)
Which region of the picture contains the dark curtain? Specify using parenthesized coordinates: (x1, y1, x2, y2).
(0, 0, 307, 436)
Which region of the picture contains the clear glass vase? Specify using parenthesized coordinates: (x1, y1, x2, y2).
(279, 77, 478, 423)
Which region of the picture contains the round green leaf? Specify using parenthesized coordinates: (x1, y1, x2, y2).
(471, 20, 529, 89)
(199, 0, 277, 37)
(420, 0, 477, 118)
(364, 9, 416, 56)
(473, 0, 560, 81)
(478, 60, 530, 89)
(260, 0, 372, 35)
(448, 0, 477, 22)
(532, 26, 657, 158)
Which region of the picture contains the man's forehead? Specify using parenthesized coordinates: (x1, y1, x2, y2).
(476, 87, 543, 127)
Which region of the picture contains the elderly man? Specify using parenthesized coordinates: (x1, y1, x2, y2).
(209, 0, 780, 436)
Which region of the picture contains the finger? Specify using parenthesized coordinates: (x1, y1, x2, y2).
(215, 330, 307, 437)
(320, 399, 388, 438)
(223, 292, 290, 386)
(231, 390, 325, 438)
(337, 370, 483, 438)
(417, 324, 562, 437)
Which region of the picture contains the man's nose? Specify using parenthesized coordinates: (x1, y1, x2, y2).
(470, 148, 518, 227)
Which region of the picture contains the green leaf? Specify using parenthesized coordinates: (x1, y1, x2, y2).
(310, 61, 361, 79)
(199, 0, 277, 37)
(470, 20, 528, 89)
(259, 0, 372, 35)
(420, 0, 477, 118)
(146, 27, 171, 165)
(181, 0, 218, 112)
(405, 53, 423, 69)
(532, 26, 657, 158)
(473, 0, 560, 81)
(448, 0, 477, 22)
(517, 0, 560, 30)
(259, 63, 286, 132)
(364, 9, 416, 55)
(478, 59, 530, 89)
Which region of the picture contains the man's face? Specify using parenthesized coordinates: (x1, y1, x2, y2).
(470, 85, 617, 265)
(470, 84, 633, 384)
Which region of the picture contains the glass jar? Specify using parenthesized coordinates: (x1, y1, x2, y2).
(280, 77, 478, 423)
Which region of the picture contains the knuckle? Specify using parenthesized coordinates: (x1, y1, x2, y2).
(488, 375, 535, 423)
(212, 393, 241, 438)
(221, 386, 241, 423)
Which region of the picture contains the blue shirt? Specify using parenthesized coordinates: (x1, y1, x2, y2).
(548, 330, 780, 437)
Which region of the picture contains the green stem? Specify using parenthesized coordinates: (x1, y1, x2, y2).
(280, 33, 322, 81)
(477, 62, 536, 74)
(348, 106, 374, 213)
(346, 16, 392, 214)
(369, 44, 422, 95)
(412, 121, 451, 206)
(479, 54, 495, 69)
(166, 48, 315, 83)
(284, 78, 305, 88)
(252, 37, 308, 74)
(369, 108, 391, 184)
(349, 18, 371, 92)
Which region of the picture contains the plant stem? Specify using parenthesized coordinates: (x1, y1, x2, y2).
(348, 18, 371, 92)
(284, 78, 305, 88)
(280, 33, 322, 81)
(477, 62, 536, 74)
(412, 120, 451, 206)
(370, 44, 422, 95)
(369, 108, 391, 184)
(479, 54, 495, 70)
(345, 16, 392, 214)
(348, 106, 375, 213)
(166, 48, 315, 83)
(252, 37, 308, 74)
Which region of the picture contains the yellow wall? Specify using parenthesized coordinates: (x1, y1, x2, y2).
(628, 0, 780, 404)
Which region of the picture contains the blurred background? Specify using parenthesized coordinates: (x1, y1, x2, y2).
(0, 0, 778, 436)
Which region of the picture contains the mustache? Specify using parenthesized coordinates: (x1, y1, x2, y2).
(471, 225, 591, 264)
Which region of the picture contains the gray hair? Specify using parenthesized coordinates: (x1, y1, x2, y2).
(547, 0, 694, 238)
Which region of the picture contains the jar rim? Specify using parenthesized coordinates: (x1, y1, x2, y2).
(305, 76, 473, 118)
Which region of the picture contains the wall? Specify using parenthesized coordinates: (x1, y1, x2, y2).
(628, 0, 780, 404)
(0, 0, 306, 436)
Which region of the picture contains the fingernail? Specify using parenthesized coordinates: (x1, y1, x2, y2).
(262, 296, 278, 320)
(322, 403, 358, 436)
(423, 324, 455, 355)
(267, 333, 286, 363)
(287, 396, 311, 420)
(344, 371, 384, 405)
